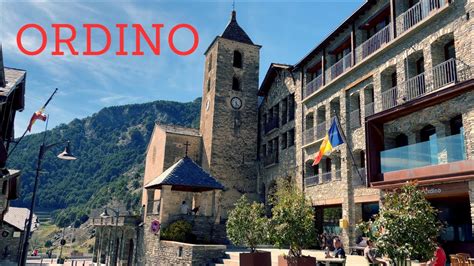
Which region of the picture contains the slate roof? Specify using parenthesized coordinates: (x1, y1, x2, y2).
(3, 207, 38, 231)
(145, 157, 224, 192)
(156, 123, 200, 137)
(221, 11, 254, 45)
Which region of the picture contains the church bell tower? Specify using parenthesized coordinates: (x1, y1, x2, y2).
(199, 10, 261, 218)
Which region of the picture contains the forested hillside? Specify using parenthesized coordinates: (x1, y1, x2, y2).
(8, 98, 201, 227)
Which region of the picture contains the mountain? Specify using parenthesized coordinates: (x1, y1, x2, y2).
(8, 98, 201, 227)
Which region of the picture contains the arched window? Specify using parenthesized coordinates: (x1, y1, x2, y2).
(450, 115, 463, 135)
(395, 134, 408, 148)
(233, 51, 242, 68)
(232, 77, 240, 91)
(420, 125, 436, 142)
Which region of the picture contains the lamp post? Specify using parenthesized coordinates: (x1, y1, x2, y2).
(100, 207, 120, 266)
(19, 140, 77, 266)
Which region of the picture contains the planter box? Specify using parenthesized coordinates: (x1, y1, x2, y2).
(240, 251, 271, 266)
(278, 255, 316, 266)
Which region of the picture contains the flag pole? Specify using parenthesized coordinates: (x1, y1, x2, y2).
(7, 88, 58, 159)
(332, 111, 365, 183)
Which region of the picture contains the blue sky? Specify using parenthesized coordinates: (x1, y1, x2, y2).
(1, 0, 363, 134)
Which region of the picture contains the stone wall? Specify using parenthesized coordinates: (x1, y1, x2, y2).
(0, 223, 23, 263)
(155, 240, 226, 265)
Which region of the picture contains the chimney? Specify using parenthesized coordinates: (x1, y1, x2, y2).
(0, 44, 6, 87)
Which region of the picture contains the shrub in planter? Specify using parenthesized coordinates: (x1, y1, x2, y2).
(357, 183, 442, 264)
(160, 219, 194, 243)
(227, 195, 271, 266)
(269, 178, 316, 266)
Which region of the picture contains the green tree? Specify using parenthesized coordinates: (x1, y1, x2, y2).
(226, 195, 268, 252)
(44, 240, 53, 248)
(357, 183, 441, 263)
(269, 178, 316, 258)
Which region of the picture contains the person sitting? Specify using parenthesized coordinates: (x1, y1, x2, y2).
(180, 201, 189, 215)
(364, 239, 388, 266)
(428, 240, 446, 266)
(326, 237, 346, 259)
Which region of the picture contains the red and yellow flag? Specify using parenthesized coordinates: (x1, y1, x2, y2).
(312, 118, 344, 166)
(27, 108, 47, 132)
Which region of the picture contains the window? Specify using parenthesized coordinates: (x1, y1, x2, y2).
(444, 40, 455, 60)
(288, 128, 295, 147)
(288, 94, 295, 121)
(207, 78, 211, 92)
(281, 98, 288, 125)
(281, 132, 287, 150)
(325, 158, 332, 173)
(420, 125, 436, 142)
(262, 144, 267, 157)
(416, 57, 425, 75)
(232, 77, 240, 91)
(233, 51, 242, 68)
(450, 115, 463, 135)
(395, 134, 408, 147)
(208, 54, 213, 72)
(391, 72, 397, 87)
(360, 150, 365, 168)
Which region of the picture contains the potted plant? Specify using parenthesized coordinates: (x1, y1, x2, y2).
(357, 183, 442, 266)
(269, 178, 316, 266)
(227, 195, 271, 266)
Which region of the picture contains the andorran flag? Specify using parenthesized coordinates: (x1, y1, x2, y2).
(312, 118, 344, 166)
(27, 108, 47, 132)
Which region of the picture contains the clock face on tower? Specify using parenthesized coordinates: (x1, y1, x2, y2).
(231, 97, 242, 110)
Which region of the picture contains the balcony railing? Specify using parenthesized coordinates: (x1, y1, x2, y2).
(264, 117, 279, 134)
(325, 52, 352, 83)
(405, 72, 427, 101)
(304, 74, 323, 98)
(355, 24, 392, 63)
(381, 86, 398, 111)
(432, 58, 457, 89)
(381, 58, 467, 111)
(322, 172, 332, 183)
(304, 127, 315, 145)
(305, 175, 319, 187)
(334, 169, 342, 181)
(350, 109, 361, 129)
(316, 121, 327, 140)
(365, 102, 374, 117)
(352, 167, 367, 186)
(263, 152, 279, 166)
(397, 0, 446, 36)
(381, 132, 466, 173)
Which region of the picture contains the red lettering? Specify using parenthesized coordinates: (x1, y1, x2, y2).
(16, 24, 47, 56)
(169, 24, 199, 56)
(116, 24, 128, 56)
(83, 24, 111, 56)
(132, 24, 164, 56)
(52, 24, 79, 56)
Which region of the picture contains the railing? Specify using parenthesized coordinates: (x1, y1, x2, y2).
(334, 169, 342, 181)
(321, 172, 332, 183)
(263, 152, 279, 166)
(304, 74, 323, 98)
(356, 24, 392, 63)
(264, 117, 279, 134)
(397, 0, 446, 36)
(381, 86, 398, 111)
(405, 72, 427, 101)
(365, 102, 374, 117)
(350, 109, 361, 129)
(381, 132, 466, 173)
(325, 52, 352, 83)
(304, 127, 315, 145)
(380, 58, 467, 112)
(352, 167, 367, 186)
(305, 175, 319, 187)
(432, 58, 457, 90)
(316, 121, 327, 140)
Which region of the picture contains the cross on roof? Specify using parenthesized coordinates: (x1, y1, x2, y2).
(232, 0, 235, 11)
(184, 141, 191, 157)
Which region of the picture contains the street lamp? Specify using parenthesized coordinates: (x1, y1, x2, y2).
(19, 140, 77, 266)
(100, 207, 120, 266)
